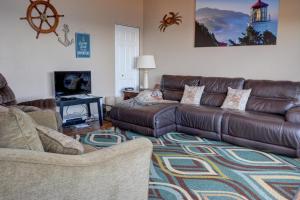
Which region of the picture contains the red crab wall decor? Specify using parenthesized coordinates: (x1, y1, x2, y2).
(159, 12, 183, 32)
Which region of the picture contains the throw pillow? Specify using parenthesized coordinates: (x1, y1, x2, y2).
(36, 125, 84, 155)
(221, 87, 252, 111)
(0, 106, 44, 151)
(181, 85, 205, 105)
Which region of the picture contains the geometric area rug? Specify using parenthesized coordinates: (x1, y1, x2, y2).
(80, 129, 300, 200)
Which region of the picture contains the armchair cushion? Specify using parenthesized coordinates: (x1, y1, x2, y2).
(0, 106, 44, 151)
(28, 110, 60, 131)
(286, 107, 300, 124)
(18, 98, 57, 110)
(15, 105, 41, 112)
(15, 106, 63, 132)
(36, 125, 84, 155)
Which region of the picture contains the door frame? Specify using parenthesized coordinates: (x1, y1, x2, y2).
(114, 24, 141, 97)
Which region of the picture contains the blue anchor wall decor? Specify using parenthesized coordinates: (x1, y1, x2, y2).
(58, 24, 74, 47)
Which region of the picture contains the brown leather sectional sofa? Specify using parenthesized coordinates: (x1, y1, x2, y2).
(0, 73, 57, 110)
(111, 75, 300, 157)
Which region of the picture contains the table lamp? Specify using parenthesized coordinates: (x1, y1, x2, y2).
(137, 55, 156, 89)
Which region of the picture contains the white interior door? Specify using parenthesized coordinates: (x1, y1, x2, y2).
(115, 25, 140, 97)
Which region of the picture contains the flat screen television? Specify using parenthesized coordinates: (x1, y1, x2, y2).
(54, 71, 92, 97)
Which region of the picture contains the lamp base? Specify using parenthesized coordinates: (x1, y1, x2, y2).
(143, 69, 149, 89)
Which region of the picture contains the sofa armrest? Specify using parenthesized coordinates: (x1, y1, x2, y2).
(286, 107, 300, 124)
(0, 138, 153, 200)
(18, 98, 56, 110)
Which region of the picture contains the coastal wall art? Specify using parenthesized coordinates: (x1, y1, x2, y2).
(159, 12, 183, 32)
(76, 33, 91, 58)
(195, 0, 280, 47)
(20, 0, 64, 39)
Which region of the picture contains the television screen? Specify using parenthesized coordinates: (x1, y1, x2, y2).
(54, 71, 92, 97)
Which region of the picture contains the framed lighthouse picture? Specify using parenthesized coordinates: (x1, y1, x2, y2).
(195, 0, 280, 47)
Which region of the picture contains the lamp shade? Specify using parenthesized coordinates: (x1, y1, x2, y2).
(137, 55, 156, 69)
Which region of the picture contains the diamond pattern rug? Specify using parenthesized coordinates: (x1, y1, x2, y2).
(80, 129, 300, 200)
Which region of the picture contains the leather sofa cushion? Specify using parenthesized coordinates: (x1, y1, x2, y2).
(200, 77, 245, 107)
(161, 75, 201, 101)
(162, 90, 184, 101)
(112, 119, 176, 137)
(222, 111, 300, 149)
(245, 80, 300, 115)
(111, 104, 177, 129)
(161, 75, 201, 91)
(176, 105, 225, 133)
(161, 75, 245, 105)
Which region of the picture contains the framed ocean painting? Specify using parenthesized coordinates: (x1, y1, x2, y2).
(195, 0, 280, 47)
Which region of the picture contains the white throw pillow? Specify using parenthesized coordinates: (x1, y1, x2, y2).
(221, 87, 252, 111)
(181, 85, 205, 105)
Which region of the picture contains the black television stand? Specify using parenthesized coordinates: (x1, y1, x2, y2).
(56, 96, 103, 127)
(60, 97, 78, 101)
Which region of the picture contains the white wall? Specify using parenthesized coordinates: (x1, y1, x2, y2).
(0, 0, 143, 102)
(143, 0, 300, 87)
(1, 0, 300, 102)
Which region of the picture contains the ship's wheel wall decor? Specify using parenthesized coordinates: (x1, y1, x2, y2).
(20, 0, 64, 39)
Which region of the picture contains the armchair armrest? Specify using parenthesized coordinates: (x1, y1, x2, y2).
(286, 107, 300, 124)
(0, 138, 153, 200)
(18, 98, 56, 110)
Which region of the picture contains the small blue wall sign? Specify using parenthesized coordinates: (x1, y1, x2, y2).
(75, 33, 91, 58)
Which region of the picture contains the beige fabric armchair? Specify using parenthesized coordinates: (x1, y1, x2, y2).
(0, 109, 153, 200)
(0, 138, 152, 200)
